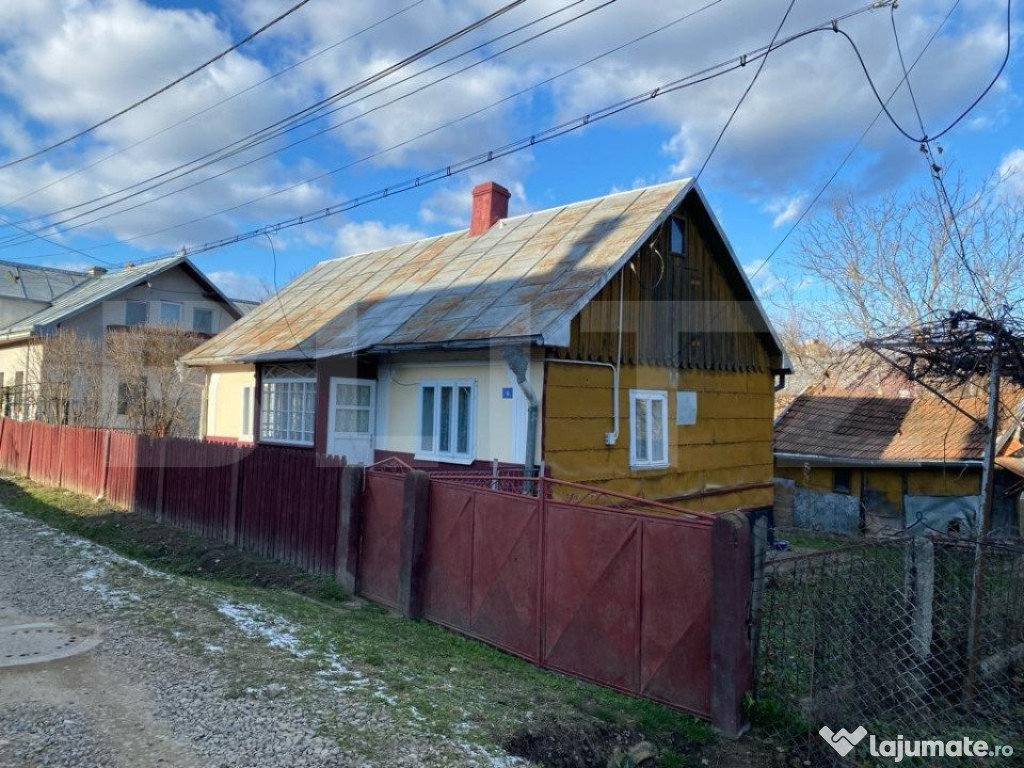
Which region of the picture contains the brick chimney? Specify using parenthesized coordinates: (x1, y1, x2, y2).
(469, 181, 510, 236)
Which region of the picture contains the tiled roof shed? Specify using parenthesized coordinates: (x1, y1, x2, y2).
(775, 387, 1024, 465)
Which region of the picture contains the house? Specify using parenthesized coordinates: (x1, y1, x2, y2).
(0, 255, 245, 434)
(774, 373, 1024, 537)
(182, 179, 791, 512)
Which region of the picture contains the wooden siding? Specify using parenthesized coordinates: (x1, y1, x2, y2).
(543, 362, 774, 512)
(559, 196, 776, 372)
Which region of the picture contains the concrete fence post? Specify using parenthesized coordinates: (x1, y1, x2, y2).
(711, 511, 754, 738)
(335, 464, 365, 594)
(398, 470, 430, 619)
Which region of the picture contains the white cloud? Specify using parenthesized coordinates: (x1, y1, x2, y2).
(998, 147, 1024, 195)
(765, 195, 806, 228)
(208, 269, 268, 300)
(333, 220, 426, 257)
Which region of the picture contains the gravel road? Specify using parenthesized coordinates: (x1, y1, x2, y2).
(0, 508, 517, 767)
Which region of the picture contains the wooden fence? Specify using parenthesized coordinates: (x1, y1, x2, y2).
(0, 418, 345, 576)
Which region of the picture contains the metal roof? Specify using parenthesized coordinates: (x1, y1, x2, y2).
(0, 261, 91, 303)
(184, 178, 788, 366)
(0, 255, 241, 340)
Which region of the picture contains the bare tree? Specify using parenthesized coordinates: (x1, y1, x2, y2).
(106, 326, 204, 436)
(32, 330, 109, 426)
(793, 169, 1024, 341)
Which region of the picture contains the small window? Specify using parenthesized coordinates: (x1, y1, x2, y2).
(833, 468, 852, 495)
(193, 308, 214, 334)
(126, 301, 148, 326)
(630, 390, 669, 469)
(240, 385, 253, 439)
(260, 364, 316, 445)
(160, 301, 182, 326)
(669, 217, 686, 257)
(117, 378, 146, 416)
(417, 380, 475, 463)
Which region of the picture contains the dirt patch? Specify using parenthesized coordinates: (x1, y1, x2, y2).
(504, 721, 690, 767)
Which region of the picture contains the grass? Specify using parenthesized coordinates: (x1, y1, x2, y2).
(0, 472, 714, 766)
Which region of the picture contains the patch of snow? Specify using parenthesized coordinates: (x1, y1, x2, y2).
(216, 602, 310, 657)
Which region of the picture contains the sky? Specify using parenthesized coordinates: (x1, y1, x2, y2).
(0, 0, 1018, 308)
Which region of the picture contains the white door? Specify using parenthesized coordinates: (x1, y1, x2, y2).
(327, 378, 376, 464)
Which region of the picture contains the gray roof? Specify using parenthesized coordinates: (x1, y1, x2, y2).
(184, 179, 788, 367)
(0, 260, 91, 303)
(231, 299, 262, 316)
(0, 255, 241, 340)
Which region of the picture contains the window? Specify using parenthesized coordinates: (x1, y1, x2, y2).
(240, 385, 254, 440)
(117, 378, 146, 416)
(260, 363, 316, 445)
(669, 216, 686, 257)
(630, 390, 669, 469)
(333, 381, 373, 433)
(160, 301, 182, 326)
(417, 380, 475, 463)
(193, 308, 214, 334)
(125, 300, 148, 326)
(833, 468, 852, 495)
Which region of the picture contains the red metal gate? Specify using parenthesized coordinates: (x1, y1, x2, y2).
(358, 469, 405, 607)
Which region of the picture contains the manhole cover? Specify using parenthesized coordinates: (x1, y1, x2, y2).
(0, 623, 100, 668)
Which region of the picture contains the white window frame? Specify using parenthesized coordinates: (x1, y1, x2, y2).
(260, 367, 317, 447)
(159, 301, 183, 326)
(193, 307, 214, 334)
(415, 379, 476, 465)
(629, 389, 669, 469)
(240, 385, 254, 441)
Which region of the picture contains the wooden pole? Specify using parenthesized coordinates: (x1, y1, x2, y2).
(964, 343, 1000, 708)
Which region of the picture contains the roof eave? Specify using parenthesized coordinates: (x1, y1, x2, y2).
(775, 451, 982, 469)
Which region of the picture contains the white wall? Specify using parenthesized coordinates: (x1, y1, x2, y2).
(375, 348, 543, 466)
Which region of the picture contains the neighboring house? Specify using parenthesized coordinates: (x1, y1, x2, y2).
(0, 255, 244, 433)
(232, 299, 262, 316)
(183, 179, 791, 512)
(775, 377, 1024, 537)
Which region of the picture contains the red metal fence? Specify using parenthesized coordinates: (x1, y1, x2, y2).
(0, 417, 749, 727)
(361, 470, 719, 719)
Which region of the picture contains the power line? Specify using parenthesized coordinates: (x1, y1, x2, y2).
(889, 2, 993, 316)
(44, 0, 729, 251)
(13, 0, 889, 262)
(693, 0, 798, 183)
(0, 0, 317, 172)
(747, 0, 964, 281)
(94, 0, 889, 262)
(0, 0, 604, 247)
(0, 0, 430, 214)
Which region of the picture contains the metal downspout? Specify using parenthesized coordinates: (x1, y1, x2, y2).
(502, 347, 539, 489)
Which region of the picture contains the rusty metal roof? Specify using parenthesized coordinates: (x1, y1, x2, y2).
(775, 383, 1024, 464)
(185, 178, 780, 365)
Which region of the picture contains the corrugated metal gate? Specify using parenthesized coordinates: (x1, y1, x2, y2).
(360, 469, 716, 718)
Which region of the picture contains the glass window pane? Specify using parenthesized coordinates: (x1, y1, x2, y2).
(634, 398, 648, 461)
(457, 385, 471, 455)
(420, 387, 435, 452)
(357, 385, 371, 407)
(194, 308, 213, 334)
(356, 410, 370, 433)
(126, 301, 148, 326)
(160, 302, 182, 325)
(652, 398, 665, 463)
(439, 386, 452, 452)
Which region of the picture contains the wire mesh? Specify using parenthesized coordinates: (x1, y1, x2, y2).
(745, 530, 1024, 766)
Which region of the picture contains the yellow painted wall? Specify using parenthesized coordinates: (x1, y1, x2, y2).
(544, 362, 774, 512)
(380, 350, 543, 465)
(206, 365, 256, 441)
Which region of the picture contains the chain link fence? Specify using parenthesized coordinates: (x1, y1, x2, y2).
(746, 530, 1024, 766)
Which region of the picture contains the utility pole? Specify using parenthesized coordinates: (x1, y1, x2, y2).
(963, 340, 1000, 708)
